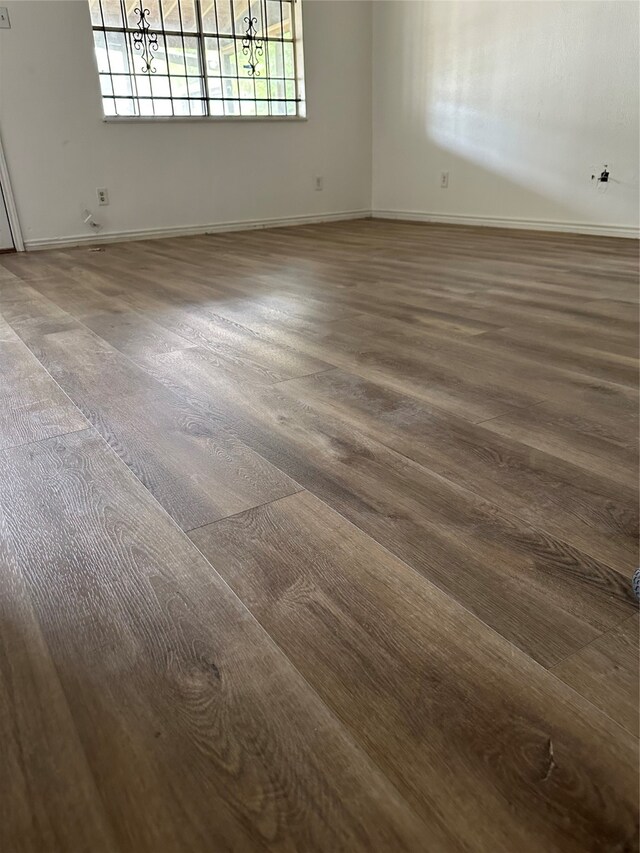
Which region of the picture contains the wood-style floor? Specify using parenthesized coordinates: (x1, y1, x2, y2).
(0, 219, 638, 852)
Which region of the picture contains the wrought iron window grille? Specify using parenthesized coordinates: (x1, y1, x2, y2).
(89, 0, 304, 118)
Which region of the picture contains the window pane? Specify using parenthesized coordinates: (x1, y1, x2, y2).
(219, 38, 238, 77)
(204, 38, 221, 75)
(239, 78, 253, 100)
(115, 97, 136, 116)
(189, 100, 206, 115)
(135, 75, 152, 97)
(187, 76, 204, 97)
(93, 31, 110, 73)
(265, 0, 282, 39)
(267, 41, 283, 78)
(201, 0, 232, 33)
(102, 97, 116, 115)
(154, 98, 173, 116)
(209, 99, 224, 116)
(174, 98, 191, 115)
(151, 76, 171, 97)
(113, 75, 133, 96)
(240, 99, 256, 116)
(139, 98, 155, 115)
(208, 77, 223, 98)
(223, 78, 238, 98)
(283, 42, 294, 77)
(99, 74, 113, 96)
(166, 35, 188, 75)
(281, 1, 293, 39)
(172, 76, 189, 97)
(106, 31, 130, 75)
(162, 0, 197, 32)
(101, 0, 126, 27)
(270, 79, 283, 100)
(88, 0, 103, 27)
(224, 99, 240, 116)
(183, 36, 202, 75)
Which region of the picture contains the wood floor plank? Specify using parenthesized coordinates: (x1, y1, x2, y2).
(2, 289, 302, 530)
(1, 220, 637, 850)
(0, 339, 87, 451)
(0, 430, 431, 852)
(191, 490, 638, 853)
(203, 299, 549, 422)
(470, 324, 639, 387)
(275, 368, 638, 570)
(325, 311, 639, 424)
(78, 307, 197, 368)
(482, 396, 638, 489)
(155, 371, 636, 666)
(0, 498, 119, 853)
(36, 337, 303, 528)
(0, 312, 19, 340)
(87, 383, 302, 530)
(553, 615, 639, 736)
(37, 266, 336, 386)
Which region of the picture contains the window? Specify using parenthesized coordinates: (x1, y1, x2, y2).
(89, 0, 305, 118)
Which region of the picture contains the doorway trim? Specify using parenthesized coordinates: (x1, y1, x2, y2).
(0, 128, 24, 252)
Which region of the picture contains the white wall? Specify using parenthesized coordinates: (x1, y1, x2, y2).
(2, 1, 639, 246)
(372, 0, 639, 235)
(0, 0, 372, 248)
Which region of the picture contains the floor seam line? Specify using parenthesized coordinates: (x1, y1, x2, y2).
(184, 487, 305, 534)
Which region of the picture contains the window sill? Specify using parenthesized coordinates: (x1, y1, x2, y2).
(102, 115, 308, 123)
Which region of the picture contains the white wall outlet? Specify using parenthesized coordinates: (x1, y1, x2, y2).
(440, 171, 449, 189)
(0, 8, 10, 28)
(314, 176, 324, 191)
(97, 187, 109, 206)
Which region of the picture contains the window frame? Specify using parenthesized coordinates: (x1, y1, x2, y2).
(89, 0, 307, 122)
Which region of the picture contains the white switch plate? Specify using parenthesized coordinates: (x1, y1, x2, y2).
(440, 171, 449, 189)
(97, 187, 109, 206)
(0, 8, 11, 28)
(314, 176, 324, 191)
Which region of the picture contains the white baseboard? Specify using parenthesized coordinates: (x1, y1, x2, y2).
(371, 209, 640, 239)
(24, 209, 371, 251)
(23, 207, 639, 250)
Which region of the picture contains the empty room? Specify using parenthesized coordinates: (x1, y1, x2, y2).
(0, 0, 638, 850)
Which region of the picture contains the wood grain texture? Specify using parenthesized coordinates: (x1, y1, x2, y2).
(0, 430, 431, 852)
(1, 291, 301, 530)
(191, 491, 638, 853)
(176, 376, 636, 666)
(482, 395, 638, 488)
(0, 500, 118, 853)
(553, 615, 639, 735)
(276, 367, 638, 570)
(0, 219, 637, 851)
(0, 339, 86, 451)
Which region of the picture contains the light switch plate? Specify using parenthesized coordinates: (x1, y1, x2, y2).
(0, 8, 10, 28)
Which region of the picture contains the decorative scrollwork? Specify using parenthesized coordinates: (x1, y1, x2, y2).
(133, 7, 159, 74)
(242, 13, 263, 77)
